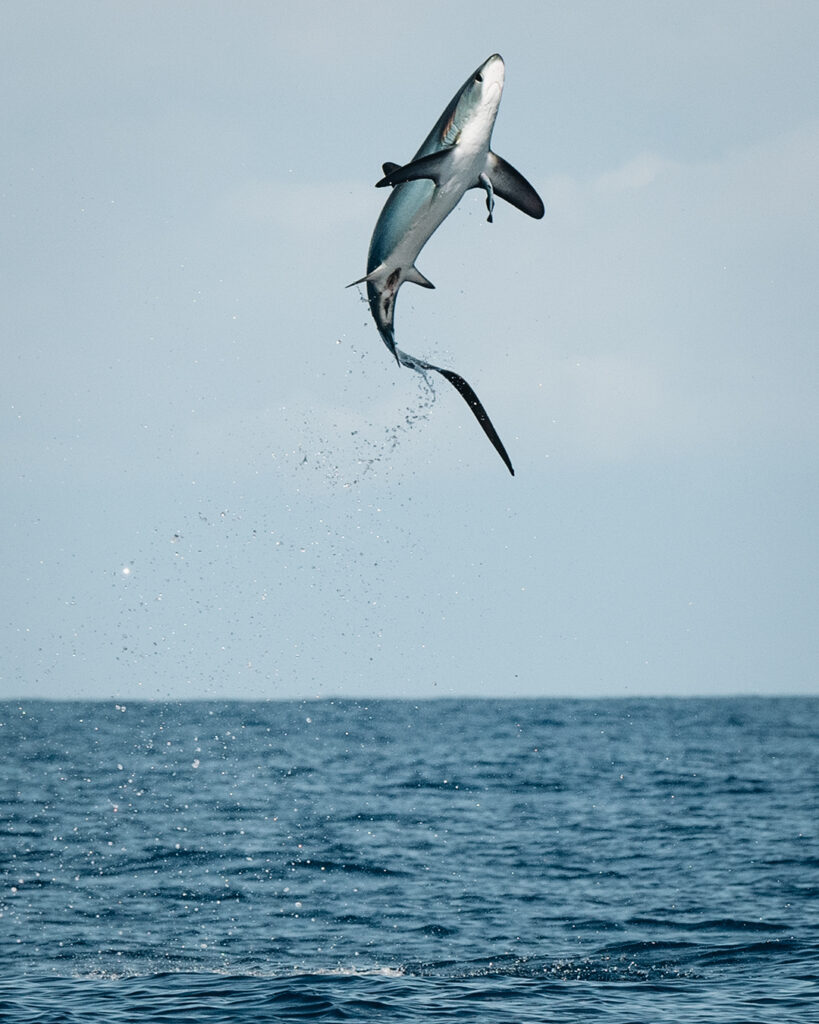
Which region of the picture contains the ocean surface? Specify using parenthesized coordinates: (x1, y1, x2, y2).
(1, 698, 816, 1022)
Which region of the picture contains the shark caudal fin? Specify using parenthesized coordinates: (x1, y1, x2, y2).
(435, 366, 515, 475)
(394, 346, 514, 475)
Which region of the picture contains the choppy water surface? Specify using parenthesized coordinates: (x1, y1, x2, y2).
(1, 698, 816, 1021)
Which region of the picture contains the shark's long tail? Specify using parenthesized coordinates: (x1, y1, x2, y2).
(395, 346, 515, 476)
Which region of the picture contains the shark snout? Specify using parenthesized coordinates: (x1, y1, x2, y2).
(478, 54, 505, 90)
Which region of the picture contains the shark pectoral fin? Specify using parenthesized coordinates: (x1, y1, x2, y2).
(405, 266, 435, 289)
(486, 152, 545, 219)
(381, 161, 401, 177)
(478, 171, 495, 223)
(433, 366, 515, 476)
(375, 150, 451, 188)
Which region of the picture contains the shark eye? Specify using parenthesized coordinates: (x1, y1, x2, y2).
(475, 72, 483, 82)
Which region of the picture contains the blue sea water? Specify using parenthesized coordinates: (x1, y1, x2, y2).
(0, 698, 816, 1022)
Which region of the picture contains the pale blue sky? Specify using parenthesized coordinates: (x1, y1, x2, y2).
(2, 1, 817, 699)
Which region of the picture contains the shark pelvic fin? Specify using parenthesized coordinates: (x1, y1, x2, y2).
(347, 264, 433, 290)
(346, 268, 382, 288)
(404, 266, 435, 289)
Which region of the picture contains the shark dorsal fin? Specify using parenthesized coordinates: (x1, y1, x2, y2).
(375, 151, 452, 188)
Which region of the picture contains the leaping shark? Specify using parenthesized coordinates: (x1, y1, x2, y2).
(349, 54, 544, 475)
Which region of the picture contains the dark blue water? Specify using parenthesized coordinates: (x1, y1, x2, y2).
(1, 698, 816, 1022)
